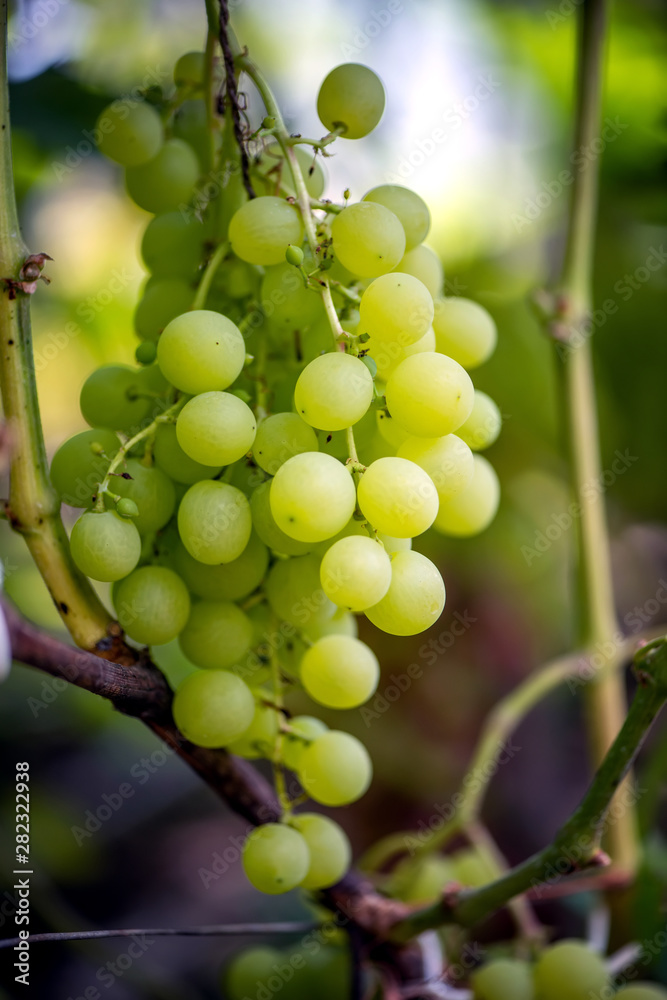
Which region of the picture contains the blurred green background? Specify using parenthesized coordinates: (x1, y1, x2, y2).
(0, 0, 665, 997)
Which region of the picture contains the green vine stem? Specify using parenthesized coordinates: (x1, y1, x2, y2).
(0, 1, 111, 649)
(389, 637, 667, 941)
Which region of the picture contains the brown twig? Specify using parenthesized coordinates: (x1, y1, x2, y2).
(218, 0, 254, 199)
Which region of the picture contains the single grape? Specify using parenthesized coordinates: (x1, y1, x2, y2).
(252, 412, 319, 475)
(365, 550, 445, 635)
(265, 554, 335, 630)
(396, 244, 443, 297)
(317, 64, 385, 139)
(172, 99, 209, 168)
(134, 279, 195, 342)
(298, 730, 372, 806)
(375, 409, 409, 449)
(285, 244, 304, 266)
(178, 599, 253, 670)
(253, 140, 326, 200)
(113, 458, 176, 534)
(386, 351, 474, 437)
(261, 261, 325, 331)
(532, 940, 611, 1000)
(471, 958, 535, 1000)
(434, 454, 500, 537)
(157, 309, 246, 395)
(300, 635, 379, 709)
(450, 848, 496, 887)
(433, 296, 497, 370)
(359, 272, 434, 345)
(70, 510, 141, 582)
(213, 257, 260, 301)
(173, 51, 205, 88)
(363, 185, 430, 249)
(173, 669, 255, 747)
(178, 480, 252, 564)
(269, 452, 356, 543)
(242, 823, 310, 895)
(357, 456, 439, 538)
(114, 566, 190, 646)
(80, 365, 150, 434)
(370, 325, 436, 382)
(227, 700, 279, 759)
(176, 391, 256, 467)
(224, 947, 282, 1000)
(311, 515, 367, 558)
(50, 428, 120, 508)
(125, 138, 200, 214)
(397, 434, 474, 501)
(457, 390, 502, 451)
(172, 532, 268, 601)
(391, 854, 457, 903)
(250, 481, 313, 556)
(376, 531, 411, 555)
(140, 212, 205, 279)
(283, 716, 328, 771)
(229, 196, 303, 266)
(135, 341, 157, 365)
(116, 498, 138, 518)
(320, 535, 391, 611)
(614, 987, 667, 999)
(95, 101, 163, 167)
(153, 423, 222, 484)
(331, 202, 405, 278)
(295, 352, 374, 431)
(291, 813, 351, 889)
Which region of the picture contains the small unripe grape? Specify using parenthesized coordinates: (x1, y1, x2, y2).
(532, 940, 611, 1000)
(386, 352, 474, 437)
(365, 550, 445, 636)
(229, 196, 304, 266)
(300, 635, 379, 709)
(290, 813, 351, 889)
(114, 566, 190, 646)
(298, 730, 372, 806)
(456, 391, 502, 451)
(317, 64, 385, 139)
(135, 341, 157, 366)
(242, 823, 310, 894)
(294, 352, 374, 431)
(433, 296, 497, 370)
(357, 457, 439, 538)
(116, 498, 139, 518)
(363, 185, 430, 249)
(95, 101, 163, 167)
(285, 244, 304, 266)
(331, 202, 405, 277)
(173, 669, 255, 747)
(359, 272, 434, 345)
(157, 309, 246, 395)
(434, 454, 500, 537)
(70, 510, 141, 582)
(125, 138, 199, 214)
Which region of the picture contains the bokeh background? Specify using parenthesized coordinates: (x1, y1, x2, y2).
(0, 0, 666, 996)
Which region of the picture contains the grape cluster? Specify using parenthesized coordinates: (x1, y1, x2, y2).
(51, 57, 503, 898)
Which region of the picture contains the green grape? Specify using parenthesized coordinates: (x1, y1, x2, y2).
(140, 212, 204, 279)
(331, 202, 405, 277)
(303, 607, 358, 642)
(224, 947, 283, 1000)
(363, 185, 430, 250)
(265, 554, 335, 630)
(283, 716, 328, 771)
(376, 531, 411, 554)
(172, 99, 209, 168)
(173, 532, 268, 601)
(615, 987, 667, 999)
(397, 244, 443, 297)
(386, 352, 474, 437)
(125, 138, 200, 214)
(80, 365, 150, 434)
(254, 141, 326, 199)
(533, 940, 611, 1000)
(135, 341, 157, 365)
(317, 63, 385, 139)
(285, 244, 304, 266)
(298, 730, 372, 806)
(300, 635, 379, 709)
(370, 325, 435, 383)
(311, 515, 367, 558)
(114, 566, 190, 646)
(95, 101, 163, 167)
(172, 668, 255, 747)
(252, 412, 319, 474)
(229, 196, 304, 266)
(227, 700, 279, 759)
(242, 823, 310, 895)
(287, 945, 352, 999)
(471, 958, 535, 1000)
(291, 813, 351, 889)
(176, 391, 256, 467)
(153, 423, 221, 484)
(365, 550, 445, 635)
(395, 854, 457, 903)
(433, 296, 497, 370)
(270, 452, 356, 543)
(457, 390, 502, 451)
(116, 498, 138, 518)
(50, 428, 120, 508)
(434, 454, 500, 537)
(261, 262, 325, 330)
(357, 456, 438, 538)
(133, 361, 171, 397)
(157, 309, 246, 395)
(112, 458, 175, 534)
(397, 434, 474, 501)
(375, 409, 409, 449)
(179, 600, 253, 670)
(173, 51, 205, 88)
(178, 480, 252, 564)
(250, 481, 313, 556)
(320, 535, 391, 611)
(212, 256, 261, 302)
(295, 353, 374, 432)
(70, 510, 141, 582)
(359, 272, 434, 345)
(450, 847, 496, 887)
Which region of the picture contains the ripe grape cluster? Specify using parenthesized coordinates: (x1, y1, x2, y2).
(51, 54, 503, 898)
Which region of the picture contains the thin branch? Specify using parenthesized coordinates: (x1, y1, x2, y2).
(0, 922, 319, 950)
(217, 0, 254, 198)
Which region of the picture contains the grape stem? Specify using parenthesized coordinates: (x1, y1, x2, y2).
(268, 617, 290, 815)
(191, 240, 229, 310)
(0, 1, 112, 648)
(284, 126, 345, 150)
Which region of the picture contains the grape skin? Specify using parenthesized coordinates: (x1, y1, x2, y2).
(70, 510, 141, 583)
(176, 391, 257, 467)
(173, 669, 255, 748)
(363, 185, 431, 249)
(357, 457, 439, 538)
(532, 940, 610, 1000)
(365, 550, 445, 636)
(229, 196, 304, 266)
(317, 63, 385, 139)
(242, 823, 310, 894)
(269, 452, 357, 543)
(298, 730, 372, 806)
(114, 566, 190, 646)
(178, 599, 254, 670)
(290, 813, 351, 889)
(157, 309, 246, 395)
(331, 202, 405, 278)
(386, 352, 475, 437)
(300, 635, 380, 709)
(294, 352, 374, 431)
(178, 480, 252, 564)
